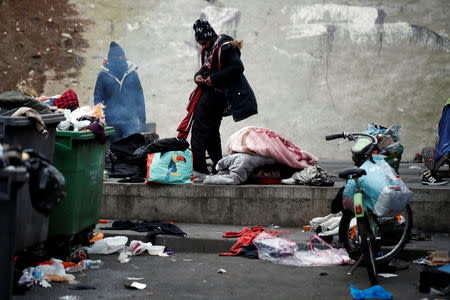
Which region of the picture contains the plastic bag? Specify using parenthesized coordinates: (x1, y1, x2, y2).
(85, 236, 128, 254)
(343, 155, 411, 217)
(24, 150, 66, 216)
(146, 149, 193, 184)
(253, 232, 350, 267)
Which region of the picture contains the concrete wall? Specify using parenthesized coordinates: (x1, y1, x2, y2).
(101, 183, 450, 232)
(48, 0, 450, 161)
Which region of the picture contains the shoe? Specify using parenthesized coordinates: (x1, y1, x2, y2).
(421, 171, 448, 185)
(193, 171, 208, 183)
(281, 178, 297, 185)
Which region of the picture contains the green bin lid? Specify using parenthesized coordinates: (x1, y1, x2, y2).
(56, 126, 115, 139)
(55, 126, 115, 151)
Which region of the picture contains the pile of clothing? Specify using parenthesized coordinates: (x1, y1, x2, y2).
(105, 135, 189, 182)
(204, 126, 319, 185)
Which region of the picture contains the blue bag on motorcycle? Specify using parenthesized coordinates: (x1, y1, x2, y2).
(145, 149, 194, 184)
(342, 155, 411, 217)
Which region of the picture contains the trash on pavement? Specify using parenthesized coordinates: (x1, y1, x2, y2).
(69, 249, 88, 264)
(350, 284, 393, 300)
(253, 232, 350, 267)
(413, 258, 428, 265)
(378, 273, 398, 278)
(388, 258, 410, 270)
(118, 248, 131, 263)
(89, 232, 104, 243)
(148, 245, 167, 256)
(309, 212, 342, 237)
(85, 236, 128, 254)
(127, 277, 144, 281)
(425, 250, 450, 266)
(118, 240, 156, 263)
(59, 296, 81, 300)
(124, 282, 147, 290)
(217, 268, 227, 274)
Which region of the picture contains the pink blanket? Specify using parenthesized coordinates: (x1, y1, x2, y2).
(226, 126, 318, 169)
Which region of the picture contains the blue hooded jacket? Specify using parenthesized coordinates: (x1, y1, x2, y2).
(94, 42, 146, 140)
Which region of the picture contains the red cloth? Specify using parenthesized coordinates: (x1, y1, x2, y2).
(219, 226, 279, 256)
(53, 89, 79, 110)
(176, 86, 203, 139)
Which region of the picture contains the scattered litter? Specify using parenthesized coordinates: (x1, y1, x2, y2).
(388, 258, 410, 270)
(85, 236, 128, 254)
(125, 282, 147, 290)
(378, 273, 398, 278)
(203, 280, 207, 283)
(148, 245, 167, 256)
(118, 249, 130, 263)
(127, 277, 144, 281)
(303, 225, 311, 231)
(89, 232, 104, 243)
(426, 250, 450, 266)
(69, 249, 87, 264)
(183, 259, 193, 262)
(68, 285, 96, 290)
(414, 258, 428, 265)
(217, 268, 227, 274)
(350, 284, 393, 300)
(254, 232, 350, 267)
(59, 296, 80, 300)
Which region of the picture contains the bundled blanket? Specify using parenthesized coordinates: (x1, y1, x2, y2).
(203, 153, 277, 185)
(227, 126, 318, 169)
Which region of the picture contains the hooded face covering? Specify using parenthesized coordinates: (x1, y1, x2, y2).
(107, 41, 128, 79)
(193, 19, 216, 42)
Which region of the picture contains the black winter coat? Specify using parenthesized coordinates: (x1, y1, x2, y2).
(195, 35, 257, 122)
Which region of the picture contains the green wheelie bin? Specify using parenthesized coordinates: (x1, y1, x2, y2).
(48, 127, 114, 246)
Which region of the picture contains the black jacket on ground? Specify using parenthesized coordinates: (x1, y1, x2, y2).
(195, 35, 257, 122)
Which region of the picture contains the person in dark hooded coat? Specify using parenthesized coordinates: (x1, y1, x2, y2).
(189, 19, 257, 177)
(94, 41, 146, 142)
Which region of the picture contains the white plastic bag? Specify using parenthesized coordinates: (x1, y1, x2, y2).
(253, 232, 350, 267)
(343, 155, 411, 217)
(86, 236, 128, 254)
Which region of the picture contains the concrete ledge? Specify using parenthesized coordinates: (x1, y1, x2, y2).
(101, 182, 450, 232)
(96, 222, 450, 257)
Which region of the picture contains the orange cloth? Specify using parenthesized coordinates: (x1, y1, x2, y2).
(219, 226, 279, 256)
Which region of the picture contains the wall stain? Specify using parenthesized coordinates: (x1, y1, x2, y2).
(326, 24, 336, 111)
(410, 24, 449, 51)
(367, 8, 386, 78)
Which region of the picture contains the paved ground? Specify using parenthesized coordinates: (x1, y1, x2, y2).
(13, 252, 431, 300)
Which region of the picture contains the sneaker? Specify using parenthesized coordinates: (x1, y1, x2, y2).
(421, 171, 448, 185)
(281, 178, 297, 185)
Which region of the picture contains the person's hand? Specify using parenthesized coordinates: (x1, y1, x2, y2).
(195, 75, 205, 86)
(204, 76, 213, 87)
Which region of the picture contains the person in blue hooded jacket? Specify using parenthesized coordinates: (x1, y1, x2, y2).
(94, 41, 146, 142)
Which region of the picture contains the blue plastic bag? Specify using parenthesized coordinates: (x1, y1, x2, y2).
(343, 155, 411, 216)
(146, 149, 193, 184)
(350, 284, 393, 300)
